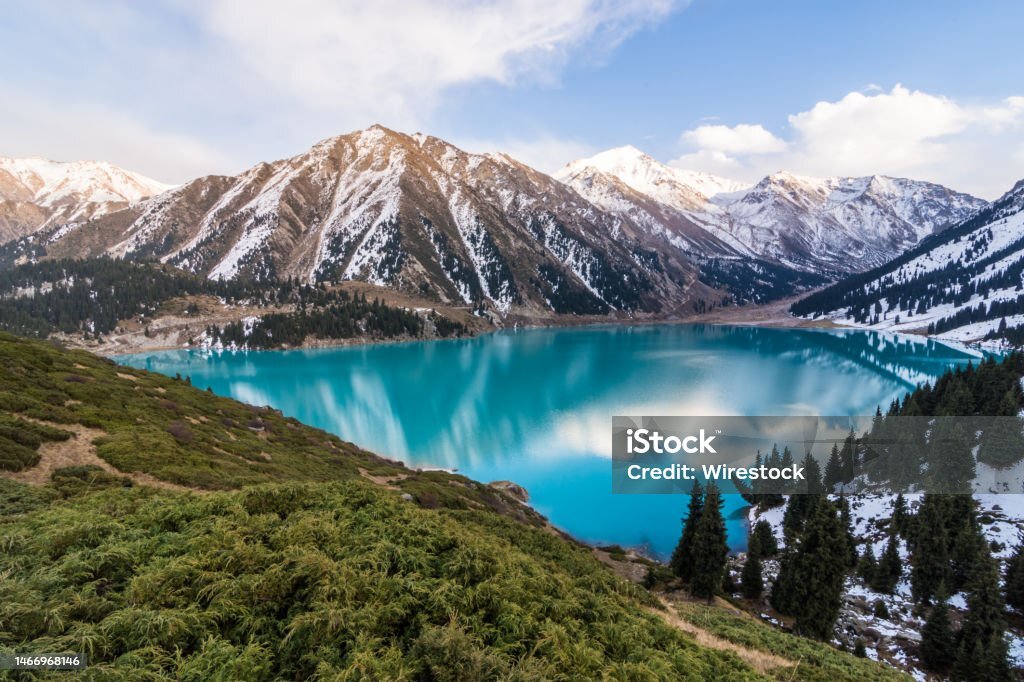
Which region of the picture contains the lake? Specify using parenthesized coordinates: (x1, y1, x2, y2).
(118, 324, 978, 558)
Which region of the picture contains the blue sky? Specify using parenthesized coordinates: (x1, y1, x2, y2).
(1, 0, 1022, 197)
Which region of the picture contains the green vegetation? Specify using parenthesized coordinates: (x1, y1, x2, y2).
(670, 601, 907, 681)
(205, 293, 466, 350)
(0, 480, 765, 681)
(0, 257, 466, 348)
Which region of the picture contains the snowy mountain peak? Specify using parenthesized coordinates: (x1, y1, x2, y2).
(561, 147, 987, 274)
(0, 157, 171, 206)
(556, 146, 749, 216)
(0, 157, 172, 243)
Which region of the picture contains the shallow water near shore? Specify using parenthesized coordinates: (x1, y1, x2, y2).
(119, 324, 977, 558)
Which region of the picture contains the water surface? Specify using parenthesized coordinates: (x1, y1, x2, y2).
(119, 324, 977, 557)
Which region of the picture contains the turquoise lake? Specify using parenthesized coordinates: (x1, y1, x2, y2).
(118, 324, 978, 558)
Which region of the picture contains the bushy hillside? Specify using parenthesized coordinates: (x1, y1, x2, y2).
(0, 333, 905, 680)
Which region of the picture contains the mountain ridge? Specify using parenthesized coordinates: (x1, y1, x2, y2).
(790, 178, 1024, 344)
(0, 156, 171, 244)
(557, 147, 987, 275)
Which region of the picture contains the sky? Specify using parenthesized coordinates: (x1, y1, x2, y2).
(1, 0, 1022, 198)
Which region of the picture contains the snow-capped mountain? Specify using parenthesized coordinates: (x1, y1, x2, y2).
(0, 157, 172, 244)
(22, 127, 705, 319)
(557, 147, 986, 274)
(792, 179, 1024, 344)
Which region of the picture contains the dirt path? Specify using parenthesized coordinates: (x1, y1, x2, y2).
(358, 467, 407, 490)
(2, 422, 199, 493)
(652, 596, 794, 676)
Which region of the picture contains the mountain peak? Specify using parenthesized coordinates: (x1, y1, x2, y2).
(0, 156, 173, 242)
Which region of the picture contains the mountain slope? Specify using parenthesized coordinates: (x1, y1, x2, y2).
(791, 179, 1024, 345)
(0, 332, 905, 680)
(0, 157, 171, 244)
(557, 148, 986, 275)
(23, 127, 703, 320)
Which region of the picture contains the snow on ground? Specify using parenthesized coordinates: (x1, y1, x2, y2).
(750, 492, 1024, 673)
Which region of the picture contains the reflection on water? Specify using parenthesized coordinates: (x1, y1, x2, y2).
(119, 324, 976, 557)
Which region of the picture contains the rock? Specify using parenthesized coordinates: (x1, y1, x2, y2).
(489, 480, 529, 503)
(400, 493, 414, 502)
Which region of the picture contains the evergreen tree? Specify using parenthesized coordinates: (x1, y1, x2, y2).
(839, 430, 858, 484)
(782, 493, 816, 544)
(911, 495, 950, 604)
(892, 493, 909, 538)
(823, 442, 842, 491)
(689, 483, 729, 601)
(749, 519, 778, 558)
(978, 393, 1024, 467)
(669, 479, 703, 582)
(800, 451, 825, 495)
(871, 532, 901, 595)
(837, 495, 858, 569)
(953, 550, 1011, 681)
(771, 501, 850, 639)
(741, 548, 763, 599)
(920, 596, 957, 674)
(857, 543, 877, 585)
(928, 421, 975, 494)
(948, 498, 986, 592)
(1005, 532, 1024, 612)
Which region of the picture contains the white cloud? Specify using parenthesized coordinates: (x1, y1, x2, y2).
(1, 0, 677, 182)
(671, 85, 1024, 199)
(0, 87, 233, 184)
(191, 0, 677, 128)
(681, 123, 786, 155)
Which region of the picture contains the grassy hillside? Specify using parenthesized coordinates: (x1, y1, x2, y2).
(0, 333, 906, 680)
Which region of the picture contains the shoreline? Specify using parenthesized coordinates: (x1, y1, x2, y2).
(81, 292, 841, 358)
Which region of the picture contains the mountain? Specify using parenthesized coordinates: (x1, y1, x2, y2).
(791, 179, 1024, 345)
(0, 331, 904, 679)
(557, 147, 986, 275)
(19, 127, 707, 320)
(0, 157, 171, 243)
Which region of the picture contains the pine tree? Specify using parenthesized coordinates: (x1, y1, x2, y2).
(857, 543, 877, 585)
(892, 493, 909, 538)
(800, 451, 824, 495)
(837, 495, 858, 569)
(689, 482, 728, 601)
(978, 392, 1024, 468)
(839, 429, 858, 484)
(911, 495, 950, 604)
(782, 493, 815, 544)
(952, 550, 1011, 681)
(741, 548, 763, 599)
(1005, 532, 1024, 612)
(792, 502, 848, 639)
(749, 519, 778, 558)
(823, 442, 842, 491)
(920, 597, 956, 674)
(928, 421, 975, 494)
(669, 479, 703, 582)
(948, 499, 986, 592)
(871, 532, 901, 595)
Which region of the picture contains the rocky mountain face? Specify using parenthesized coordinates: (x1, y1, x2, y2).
(21, 127, 705, 319)
(556, 147, 986, 275)
(0, 157, 171, 244)
(4, 130, 990, 320)
(792, 179, 1024, 344)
